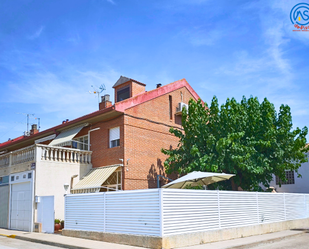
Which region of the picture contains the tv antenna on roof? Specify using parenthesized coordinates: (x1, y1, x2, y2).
(89, 84, 106, 103)
(17, 113, 34, 133)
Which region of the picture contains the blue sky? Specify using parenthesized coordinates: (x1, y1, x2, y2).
(0, 0, 309, 142)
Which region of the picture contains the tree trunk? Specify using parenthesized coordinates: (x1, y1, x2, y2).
(231, 178, 238, 191)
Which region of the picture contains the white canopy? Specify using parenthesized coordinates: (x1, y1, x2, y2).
(49, 125, 86, 147)
(162, 171, 235, 189)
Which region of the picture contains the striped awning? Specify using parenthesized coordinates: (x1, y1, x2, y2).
(72, 165, 121, 191)
(49, 124, 86, 147)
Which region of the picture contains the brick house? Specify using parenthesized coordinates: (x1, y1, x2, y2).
(0, 76, 200, 231)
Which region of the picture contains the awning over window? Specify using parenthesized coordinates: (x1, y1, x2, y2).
(49, 125, 86, 147)
(72, 164, 121, 191)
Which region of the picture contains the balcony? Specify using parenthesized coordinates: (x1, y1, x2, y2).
(0, 144, 92, 173)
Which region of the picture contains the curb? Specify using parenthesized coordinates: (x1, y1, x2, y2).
(14, 236, 92, 249)
(227, 231, 306, 249)
(3, 230, 307, 249)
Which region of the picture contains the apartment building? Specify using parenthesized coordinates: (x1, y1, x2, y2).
(0, 76, 201, 232)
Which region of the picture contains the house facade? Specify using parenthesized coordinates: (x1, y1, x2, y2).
(268, 153, 309, 193)
(0, 76, 200, 232)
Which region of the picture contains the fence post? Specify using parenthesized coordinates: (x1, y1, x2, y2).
(159, 188, 164, 237)
(307, 195, 309, 218)
(283, 193, 287, 221)
(217, 190, 221, 229)
(256, 192, 259, 224)
(304, 194, 307, 219)
(103, 193, 106, 233)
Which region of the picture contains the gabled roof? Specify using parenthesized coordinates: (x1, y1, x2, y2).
(115, 78, 201, 112)
(112, 76, 146, 88)
(0, 77, 201, 151)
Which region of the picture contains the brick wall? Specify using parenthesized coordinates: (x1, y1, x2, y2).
(123, 87, 196, 190)
(88, 116, 124, 168)
(66, 85, 197, 191)
(131, 82, 145, 97)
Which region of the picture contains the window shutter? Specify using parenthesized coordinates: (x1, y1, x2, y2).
(110, 127, 120, 142)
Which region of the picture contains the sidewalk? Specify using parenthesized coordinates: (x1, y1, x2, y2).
(180, 229, 307, 249)
(0, 228, 141, 249)
(0, 228, 307, 249)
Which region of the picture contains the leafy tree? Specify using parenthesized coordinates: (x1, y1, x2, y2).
(162, 97, 308, 191)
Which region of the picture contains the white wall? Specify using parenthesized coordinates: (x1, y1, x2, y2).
(35, 160, 92, 220)
(269, 154, 309, 193)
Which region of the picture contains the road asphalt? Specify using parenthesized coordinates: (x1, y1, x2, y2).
(0, 228, 308, 249)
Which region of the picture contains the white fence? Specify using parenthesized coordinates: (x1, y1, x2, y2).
(65, 189, 161, 236)
(64, 189, 309, 237)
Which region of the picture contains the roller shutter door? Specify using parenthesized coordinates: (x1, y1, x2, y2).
(0, 185, 9, 228)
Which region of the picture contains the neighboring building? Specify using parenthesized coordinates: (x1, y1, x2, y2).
(0, 76, 200, 231)
(268, 153, 309, 193)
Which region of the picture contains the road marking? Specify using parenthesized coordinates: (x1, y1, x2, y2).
(0, 234, 16, 238)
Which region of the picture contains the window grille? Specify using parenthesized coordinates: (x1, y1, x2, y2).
(276, 170, 295, 185)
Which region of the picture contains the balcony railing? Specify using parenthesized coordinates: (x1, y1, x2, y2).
(38, 144, 91, 164)
(0, 144, 92, 168)
(11, 145, 35, 166)
(0, 154, 10, 167)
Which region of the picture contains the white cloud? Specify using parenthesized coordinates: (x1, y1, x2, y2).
(7, 68, 120, 118)
(189, 28, 224, 46)
(106, 0, 116, 5)
(28, 26, 44, 40)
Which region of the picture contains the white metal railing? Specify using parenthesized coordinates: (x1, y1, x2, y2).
(0, 144, 92, 167)
(37, 144, 92, 164)
(64, 189, 309, 237)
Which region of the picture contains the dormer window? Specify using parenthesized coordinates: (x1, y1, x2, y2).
(113, 76, 146, 103)
(117, 86, 130, 102)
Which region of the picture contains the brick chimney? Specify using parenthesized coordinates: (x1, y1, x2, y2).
(99, 94, 113, 110)
(30, 124, 39, 135)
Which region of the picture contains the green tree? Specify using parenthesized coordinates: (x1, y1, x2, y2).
(162, 97, 308, 191)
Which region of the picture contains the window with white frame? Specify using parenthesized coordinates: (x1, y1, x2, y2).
(72, 135, 89, 150)
(109, 127, 120, 148)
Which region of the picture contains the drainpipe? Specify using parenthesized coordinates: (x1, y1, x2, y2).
(157, 175, 173, 188)
(88, 127, 100, 149)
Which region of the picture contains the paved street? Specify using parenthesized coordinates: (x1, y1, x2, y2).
(0, 236, 66, 249)
(250, 233, 309, 249)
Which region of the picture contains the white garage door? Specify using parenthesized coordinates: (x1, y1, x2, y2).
(10, 182, 32, 231)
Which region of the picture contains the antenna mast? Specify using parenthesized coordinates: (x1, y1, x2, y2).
(17, 113, 35, 135)
(89, 84, 106, 103)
